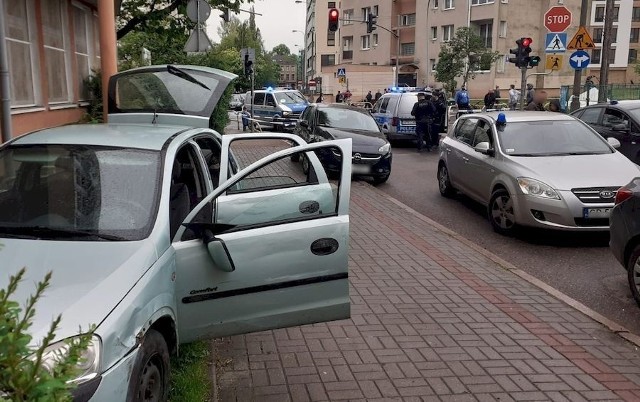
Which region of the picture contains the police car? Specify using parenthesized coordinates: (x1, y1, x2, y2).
(244, 87, 309, 131)
(371, 88, 422, 141)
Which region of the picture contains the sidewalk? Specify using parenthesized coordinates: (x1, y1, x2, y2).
(215, 122, 640, 401)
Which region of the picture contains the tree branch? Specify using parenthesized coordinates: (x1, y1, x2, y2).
(117, 0, 183, 40)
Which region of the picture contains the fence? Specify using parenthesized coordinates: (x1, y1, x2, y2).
(560, 84, 640, 112)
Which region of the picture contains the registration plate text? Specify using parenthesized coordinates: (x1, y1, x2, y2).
(583, 207, 612, 219)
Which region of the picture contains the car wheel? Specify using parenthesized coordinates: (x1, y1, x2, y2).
(372, 174, 389, 185)
(489, 189, 516, 235)
(627, 246, 640, 307)
(126, 329, 170, 402)
(437, 164, 455, 197)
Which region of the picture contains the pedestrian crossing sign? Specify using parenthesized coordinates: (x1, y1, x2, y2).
(545, 55, 564, 71)
(567, 26, 595, 50)
(337, 68, 346, 76)
(545, 33, 567, 53)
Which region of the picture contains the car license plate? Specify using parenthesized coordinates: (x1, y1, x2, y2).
(583, 207, 612, 219)
(351, 164, 371, 174)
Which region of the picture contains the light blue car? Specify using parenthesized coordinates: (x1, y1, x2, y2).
(0, 65, 351, 401)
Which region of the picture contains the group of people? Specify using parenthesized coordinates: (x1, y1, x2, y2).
(454, 84, 562, 113)
(410, 88, 448, 153)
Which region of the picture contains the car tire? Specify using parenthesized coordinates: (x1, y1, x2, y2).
(437, 163, 455, 197)
(627, 245, 640, 308)
(372, 174, 389, 185)
(126, 329, 170, 402)
(488, 189, 517, 236)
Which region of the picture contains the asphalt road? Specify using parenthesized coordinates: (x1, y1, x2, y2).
(375, 143, 640, 336)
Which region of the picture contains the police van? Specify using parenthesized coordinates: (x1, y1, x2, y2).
(371, 89, 421, 141)
(244, 88, 309, 131)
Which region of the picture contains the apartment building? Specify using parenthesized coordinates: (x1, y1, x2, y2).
(273, 55, 299, 88)
(585, 0, 640, 84)
(301, 0, 342, 92)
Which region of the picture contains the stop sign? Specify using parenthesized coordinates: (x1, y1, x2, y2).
(545, 6, 572, 32)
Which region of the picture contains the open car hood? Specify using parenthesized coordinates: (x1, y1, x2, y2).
(107, 65, 237, 128)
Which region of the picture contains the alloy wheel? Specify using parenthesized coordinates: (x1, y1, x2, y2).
(491, 195, 515, 230)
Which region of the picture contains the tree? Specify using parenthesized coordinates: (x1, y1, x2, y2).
(117, 0, 254, 40)
(272, 44, 291, 55)
(434, 27, 501, 90)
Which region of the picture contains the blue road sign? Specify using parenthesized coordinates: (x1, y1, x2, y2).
(569, 50, 590, 69)
(545, 33, 567, 53)
(337, 68, 346, 76)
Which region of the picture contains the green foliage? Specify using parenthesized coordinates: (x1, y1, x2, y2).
(272, 44, 291, 55)
(80, 71, 103, 124)
(435, 27, 501, 89)
(209, 85, 233, 133)
(168, 341, 211, 402)
(0, 268, 94, 402)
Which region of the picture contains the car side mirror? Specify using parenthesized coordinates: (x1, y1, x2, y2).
(613, 123, 630, 132)
(205, 236, 235, 272)
(474, 141, 495, 156)
(607, 137, 622, 149)
(299, 120, 309, 128)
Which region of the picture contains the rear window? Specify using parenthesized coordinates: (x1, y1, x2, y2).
(398, 94, 419, 113)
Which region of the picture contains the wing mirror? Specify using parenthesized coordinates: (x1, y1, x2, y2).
(474, 141, 495, 156)
(612, 123, 630, 132)
(607, 137, 621, 149)
(182, 223, 236, 272)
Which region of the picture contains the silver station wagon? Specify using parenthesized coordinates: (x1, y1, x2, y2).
(0, 65, 352, 401)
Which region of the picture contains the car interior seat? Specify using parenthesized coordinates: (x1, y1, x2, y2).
(169, 159, 191, 239)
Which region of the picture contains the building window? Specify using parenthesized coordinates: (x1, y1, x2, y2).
(42, 0, 72, 104)
(361, 7, 371, 21)
(633, 7, 640, 22)
(613, 6, 619, 22)
(499, 21, 507, 38)
(431, 26, 438, 40)
(591, 49, 601, 64)
(595, 6, 604, 22)
(442, 25, 454, 42)
(472, 0, 494, 4)
(401, 42, 415, 56)
(479, 23, 492, 48)
(361, 35, 371, 50)
(630, 49, 638, 63)
(610, 28, 618, 43)
(73, 4, 97, 101)
(593, 28, 603, 43)
(372, 34, 378, 47)
(433, 0, 438, 8)
(496, 55, 505, 73)
(280, 74, 284, 80)
(343, 9, 353, 24)
(430, 59, 436, 72)
(343, 36, 353, 50)
(327, 31, 335, 46)
(444, 0, 454, 9)
(631, 28, 639, 43)
(373, 5, 378, 16)
(3, 0, 39, 107)
(320, 54, 335, 66)
(328, 2, 336, 8)
(401, 14, 416, 26)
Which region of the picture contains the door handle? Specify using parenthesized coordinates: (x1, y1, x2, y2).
(310, 238, 339, 256)
(299, 200, 320, 214)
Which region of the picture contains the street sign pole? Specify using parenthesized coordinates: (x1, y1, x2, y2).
(570, 0, 589, 112)
(250, 70, 255, 133)
(520, 66, 527, 110)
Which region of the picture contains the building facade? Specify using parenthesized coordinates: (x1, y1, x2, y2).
(273, 54, 298, 88)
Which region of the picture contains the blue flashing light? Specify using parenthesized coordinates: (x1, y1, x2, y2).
(497, 113, 507, 125)
(610, 100, 618, 105)
(266, 86, 274, 91)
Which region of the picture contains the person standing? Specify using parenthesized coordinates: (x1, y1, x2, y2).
(508, 84, 520, 110)
(455, 87, 470, 110)
(315, 94, 324, 103)
(483, 89, 496, 109)
(411, 92, 436, 153)
(432, 89, 447, 147)
(374, 89, 382, 101)
(494, 85, 501, 100)
(335, 91, 343, 103)
(526, 83, 535, 105)
(365, 91, 373, 103)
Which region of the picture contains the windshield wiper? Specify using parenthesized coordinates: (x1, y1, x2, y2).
(167, 65, 210, 91)
(0, 226, 126, 241)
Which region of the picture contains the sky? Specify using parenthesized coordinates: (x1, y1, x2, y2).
(206, 0, 308, 53)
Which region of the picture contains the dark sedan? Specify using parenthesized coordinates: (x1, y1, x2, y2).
(610, 177, 640, 307)
(571, 100, 640, 165)
(293, 103, 392, 184)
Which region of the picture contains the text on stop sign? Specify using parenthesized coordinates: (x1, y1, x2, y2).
(547, 15, 570, 24)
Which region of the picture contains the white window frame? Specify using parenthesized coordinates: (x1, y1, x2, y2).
(431, 26, 438, 41)
(4, 0, 41, 108)
(442, 25, 454, 42)
(499, 21, 507, 38)
(360, 35, 371, 50)
(361, 7, 371, 22)
(72, 2, 98, 102)
(472, 0, 495, 5)
(42, 0, 74, 105)
(400, 14, 416, 26)
(430, 59, 436, 72)
(343, 36, 353, 51)
(444, 0, 455, 10)
(343, 9, 353, 25)
(433, 0, 439, 9)
(401, 42, 415, 56)
(372, 34, 378, 47)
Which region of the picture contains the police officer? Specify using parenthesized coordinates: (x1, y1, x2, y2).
(411, 92, 436, 153)
(432, 89, 447, 148)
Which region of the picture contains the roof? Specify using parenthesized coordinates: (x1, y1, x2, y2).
(468, 111, 577, 123)
(11, 123, 186, 151)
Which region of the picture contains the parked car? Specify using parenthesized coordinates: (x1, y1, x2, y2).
(610, 178, 640, 307)
(438, 111, 639, 235)
(371, 90, 419, 141)
(0, 65, 352, 401)
(571, 100, 640, 165)
(294, 103, 392, 184)
(244, 88, 308, 131)
(229, 93, 244, 110)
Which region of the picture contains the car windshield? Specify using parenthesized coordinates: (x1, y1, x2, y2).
(316, 108, 381, 132)
(497, 120, 613, 156)
(0, 145, 161, 241)
(274, 91, 307, 104)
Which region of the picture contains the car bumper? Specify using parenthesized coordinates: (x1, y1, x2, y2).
(610, 205, 630, 268)
(512, 190, 614, 232)
(320, 151, 392, 178)
(77, 346, 140, 402)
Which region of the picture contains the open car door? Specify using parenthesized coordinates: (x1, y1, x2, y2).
(174, 139, 352, 343)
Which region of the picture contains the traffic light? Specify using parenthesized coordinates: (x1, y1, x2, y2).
(328, 8, 339, 32)
(367, 13, 377, 34)
(220, 7, 230, 22)
(244, 54, 253, 76)
(521, 37, 533, 65)
(508, 37, 533, 68)
(528, 56, 541, 68)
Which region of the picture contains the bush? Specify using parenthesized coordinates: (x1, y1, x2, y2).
(209, 86, 233, 134)
(0, 267, 94, 402)
(80, 71, 103, 124)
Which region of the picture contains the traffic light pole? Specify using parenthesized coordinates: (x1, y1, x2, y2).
(250, 70, 255, 133)
(520, 67, 527, 110)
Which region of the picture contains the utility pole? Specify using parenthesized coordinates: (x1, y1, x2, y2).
(569, 0, 589, 112)
(520, 67, 527, 110)
(598, 0, 615, 103)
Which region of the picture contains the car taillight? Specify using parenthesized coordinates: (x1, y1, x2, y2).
(615, 187, 633, 205)
(392, 117, 399, 127)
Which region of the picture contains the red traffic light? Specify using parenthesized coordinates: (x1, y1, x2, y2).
(328, 8, 339, 31)
(521, 37, 532, 47)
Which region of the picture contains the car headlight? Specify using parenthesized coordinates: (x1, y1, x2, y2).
(40, 335, 101, 384)
(517, 177, 560, 200)
(282, 111, 291, 116)
(378, 143, 391, 154)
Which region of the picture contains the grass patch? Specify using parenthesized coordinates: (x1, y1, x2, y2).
(169, 341, 212, 402)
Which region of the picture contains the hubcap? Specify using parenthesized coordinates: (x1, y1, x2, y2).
(491, 195, 515, 229)
(438, 166, 448, 192)
(139, 356, 163, 402)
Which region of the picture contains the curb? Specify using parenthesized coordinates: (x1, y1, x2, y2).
(359, 181, 640, 348)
